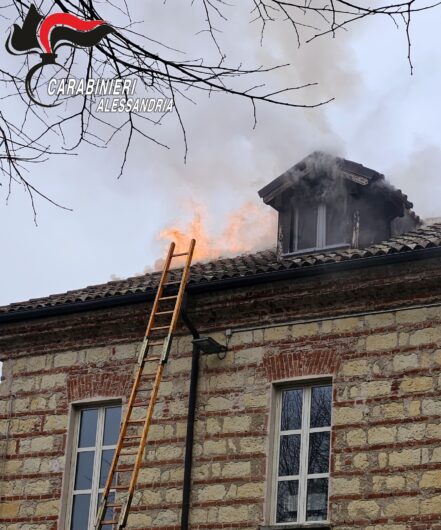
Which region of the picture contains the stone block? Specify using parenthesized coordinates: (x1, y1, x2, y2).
(420, 470, 441, 488)
(366, 333, 397, 352)
(365, 313, 395, 329)
(291, 322, 319, 338)
(400, 376, 433, 394)
(332, 477, 360, 495)
(346, 429, 367, 447)
(389, 448, 421, 467)
(420, 494, 441, 514)
(410, 328, 441, 346)
(397, 423, 425, 442)
(223, 415, 251, 433)
(422, 398, 441, 416)
(392, 353, 419, 372)
(333, 407, 363, 425)
(384, 497, 419, 517)
(197, 484, 227, 501)
(341, 359, 369, 377)
(347, 500, 380, 519)
(368, 426, 396, 445)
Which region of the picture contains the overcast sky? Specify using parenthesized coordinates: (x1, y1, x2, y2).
(1, 2, 441, 307)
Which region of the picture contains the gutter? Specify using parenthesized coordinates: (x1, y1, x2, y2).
(2, 245, 441, 324)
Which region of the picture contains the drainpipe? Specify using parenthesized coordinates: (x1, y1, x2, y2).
(180, 306, 200, 530)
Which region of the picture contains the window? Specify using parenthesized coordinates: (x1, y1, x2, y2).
(67, 404, 122, 530)
(282, 202, 347, 254)
(272, 384, 332, 525)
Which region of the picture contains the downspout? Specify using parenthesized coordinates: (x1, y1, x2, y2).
(180, 305, 200, 530)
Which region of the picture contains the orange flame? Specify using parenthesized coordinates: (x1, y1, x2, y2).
(156, 201, 277, 268)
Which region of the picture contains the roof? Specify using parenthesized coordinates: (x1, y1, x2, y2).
(2, 222, 441, 318)
(259, 151, 416, 214)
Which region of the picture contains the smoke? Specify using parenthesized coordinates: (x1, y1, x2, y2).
(386, 146, 441, 219)
(123, 1, 362, 270)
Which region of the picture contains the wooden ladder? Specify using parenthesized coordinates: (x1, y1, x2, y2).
(95, 239, 196, 529)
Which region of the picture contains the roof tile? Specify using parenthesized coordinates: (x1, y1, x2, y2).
(2, 223, 441, 315)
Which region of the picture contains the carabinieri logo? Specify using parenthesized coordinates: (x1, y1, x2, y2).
(6, 3, 114, 107)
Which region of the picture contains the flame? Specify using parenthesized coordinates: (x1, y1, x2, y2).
(156, 201, 277, 268)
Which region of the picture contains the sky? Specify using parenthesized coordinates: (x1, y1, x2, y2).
(1, 2, 441, 307)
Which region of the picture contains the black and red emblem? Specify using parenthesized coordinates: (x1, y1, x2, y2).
(6, 4, 114, 106)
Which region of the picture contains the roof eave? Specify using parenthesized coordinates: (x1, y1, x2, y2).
(2, 245, 441, 325)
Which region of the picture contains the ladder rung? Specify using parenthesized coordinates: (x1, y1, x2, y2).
(106, 503, 121, 508)
(164, 280, 181, 285)
(101, 520, 118, 524)
(127, 419, 145, 424)
(144, 356, 161, 362)
(156, 310, 174, 315)
(151, 325, 170, 331)
(119, 450, 137, 455)
(116, 466, 134, 472)
(172, 252, 189, 257)
(159, 295, 178, 300)
(114, 485, 129, 490)
(124, 435, 142, 440)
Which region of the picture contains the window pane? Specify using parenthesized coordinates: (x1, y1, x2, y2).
(74, 451, 95, 490)
(281, 389, 303, 431)
(326, 202, 346, 246)
(297, 204, 318, 250)
(306, 478, 328, 521)
(103, 406, 122, 446)
(97, 492, 115, 530)
(100, 449, 115, 488)
(276, 480, 299, 523)
(279, 434, 301, 476)
(78, 409, 98, 448)
(308, 431, 330, 474)
(310, 386, 332, 428)
(71, 493, 91, 530)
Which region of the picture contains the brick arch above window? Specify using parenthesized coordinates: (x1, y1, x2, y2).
(67, 372, 132, 402)
(262, 350, 339, 382)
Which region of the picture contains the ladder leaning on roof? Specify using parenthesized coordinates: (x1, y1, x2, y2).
(95, 239, 196, 530)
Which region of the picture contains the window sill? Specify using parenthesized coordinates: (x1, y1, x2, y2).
(282, 244, 350, 257)
(258, 521, 331, 530)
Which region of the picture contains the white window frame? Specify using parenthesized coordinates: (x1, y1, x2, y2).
(271, 383, 332, 526)
(286, 203, 348, 256)
(65, 403, 121, 530)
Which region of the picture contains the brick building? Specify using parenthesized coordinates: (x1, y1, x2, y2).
(1, 152, 441, 530)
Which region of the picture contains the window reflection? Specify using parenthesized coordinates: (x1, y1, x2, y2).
(277, 480, 299, 523)
(281, 389, 303, 431)
(306, 478, 328, 521)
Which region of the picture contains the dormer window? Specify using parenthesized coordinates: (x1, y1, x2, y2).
(259, 152, 421, 259)
(282, 201, 348, 255)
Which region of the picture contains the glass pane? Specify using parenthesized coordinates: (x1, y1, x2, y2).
(297, 204, 318, 250)
(74, 451, 95, 490)
(278, 435, 301, 476)
(310, 386, 332, 428)
(281, 389, 303, 431)
(78, 409, 98, 448)
(308, 432, 330, 474)
(103, 406, 122, 446)
(71, 493, 91, 530)
(306, 478, 328, 521)
(97, 492, 115, 530)
(100, 449, 115, 488)
(276, 480, 299, 523)
(326, 202, 346, 246)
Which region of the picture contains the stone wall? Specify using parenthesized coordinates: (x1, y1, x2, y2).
(1, 259, 441, 530)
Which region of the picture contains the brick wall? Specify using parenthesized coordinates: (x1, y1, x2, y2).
(1, 258, 441, 529)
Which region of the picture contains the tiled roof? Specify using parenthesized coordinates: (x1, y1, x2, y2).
(2, 223, 441, 316)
